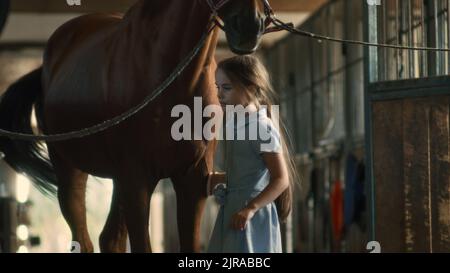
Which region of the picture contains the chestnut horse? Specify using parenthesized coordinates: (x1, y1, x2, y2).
(0, 0, 267, 252)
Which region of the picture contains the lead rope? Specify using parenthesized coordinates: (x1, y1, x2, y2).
(0, 17, 217, 142)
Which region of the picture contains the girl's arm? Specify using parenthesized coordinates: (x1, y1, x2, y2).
(247, 152, 289, 210)
(230, 152, 289, 230)
(206, 171, 227, 196)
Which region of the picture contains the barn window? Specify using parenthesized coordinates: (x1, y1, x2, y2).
(368, 0, 450, 82)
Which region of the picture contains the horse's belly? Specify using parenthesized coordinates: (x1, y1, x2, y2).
(46, 133, 116, 179)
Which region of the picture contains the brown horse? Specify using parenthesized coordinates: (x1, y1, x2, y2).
(0, 0, 267, 252)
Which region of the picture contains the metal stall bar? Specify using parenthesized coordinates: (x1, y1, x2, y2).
(364, 0, 377, 243)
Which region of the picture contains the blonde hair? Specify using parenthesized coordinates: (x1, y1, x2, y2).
(217, 55, 301, 222)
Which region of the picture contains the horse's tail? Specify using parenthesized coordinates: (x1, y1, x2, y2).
(0, 67, 58, 197)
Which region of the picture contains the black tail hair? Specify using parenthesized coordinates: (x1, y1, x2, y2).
(0, 67, 58, 197)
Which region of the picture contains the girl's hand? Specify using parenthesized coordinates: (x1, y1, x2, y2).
(230, 207, 256, 231)
(207, 171, 226, 195)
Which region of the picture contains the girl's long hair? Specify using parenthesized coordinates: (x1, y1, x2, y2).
(217, 55, 301, 222)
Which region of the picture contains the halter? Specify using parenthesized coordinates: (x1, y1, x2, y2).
(205, 0, 290, 34)
(206, 0, 230, 16)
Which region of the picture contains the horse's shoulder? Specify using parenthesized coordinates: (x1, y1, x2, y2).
(45, 13, 121, 60)
(48, 13, 122, 43)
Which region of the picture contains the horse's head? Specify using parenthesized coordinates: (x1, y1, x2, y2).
(210, 0, 267, 55)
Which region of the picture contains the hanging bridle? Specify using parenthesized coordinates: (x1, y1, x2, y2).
(205, 0, 292, 34)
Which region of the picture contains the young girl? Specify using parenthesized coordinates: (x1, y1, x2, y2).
(206, 55, 299, 253)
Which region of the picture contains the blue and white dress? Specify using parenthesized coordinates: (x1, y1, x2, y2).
(207, 107, 283, 253)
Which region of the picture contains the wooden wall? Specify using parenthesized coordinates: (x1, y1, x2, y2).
(372, 95, 450, 252)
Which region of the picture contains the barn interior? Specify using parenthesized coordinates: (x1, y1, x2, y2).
(1, 0, 450, 253)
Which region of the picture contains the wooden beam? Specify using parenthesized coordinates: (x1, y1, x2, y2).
(270, 0, 328, 12)
(10, 0, 328, 13)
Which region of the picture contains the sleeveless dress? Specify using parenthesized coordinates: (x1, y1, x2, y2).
(207, 107, 283, 253)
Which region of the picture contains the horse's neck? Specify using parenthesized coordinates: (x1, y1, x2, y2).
(124, 0, 217, 63)
(120, 0, 218, 96)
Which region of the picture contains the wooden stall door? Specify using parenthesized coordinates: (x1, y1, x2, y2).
(373, 95, 450, 252)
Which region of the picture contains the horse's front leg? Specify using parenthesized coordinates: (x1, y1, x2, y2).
(115, 169, 158, 253)
(171, 158, 210, 252)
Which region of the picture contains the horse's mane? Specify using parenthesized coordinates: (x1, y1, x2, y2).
(123, 0, 171, 20)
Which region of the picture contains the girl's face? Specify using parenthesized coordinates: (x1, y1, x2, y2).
(215, 68, 248, 108)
